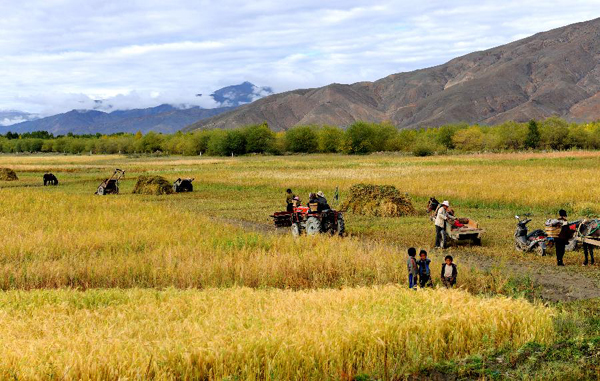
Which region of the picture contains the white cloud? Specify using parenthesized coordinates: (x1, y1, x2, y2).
(0, 0, 599, 114)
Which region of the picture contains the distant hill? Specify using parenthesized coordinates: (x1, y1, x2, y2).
(4, 82, 271, 135)
(0, 110, 39, 126)
(186, 18, 600, 132)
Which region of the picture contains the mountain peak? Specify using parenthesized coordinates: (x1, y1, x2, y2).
(211, 82, 274, 107)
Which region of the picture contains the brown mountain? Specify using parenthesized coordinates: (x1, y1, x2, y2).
(186, 18, 600, 132)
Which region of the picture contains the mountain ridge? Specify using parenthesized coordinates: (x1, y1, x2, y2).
(186, 17, 600, 132)
(4, 82, 271, 135)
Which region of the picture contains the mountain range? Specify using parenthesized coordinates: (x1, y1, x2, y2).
(187, 17, 600, 132)
(3, 82, 272, 135)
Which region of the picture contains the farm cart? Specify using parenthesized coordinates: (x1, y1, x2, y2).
(271, 211, 293, 227)
(173, 178, 194, 193)
(95, 169, 125, 195)
(443, 218, 484, 247)
(576, 219, 600, 248)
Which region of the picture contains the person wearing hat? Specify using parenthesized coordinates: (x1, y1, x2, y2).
(435, 201, 452, 249)
(555, 209, 569, 266)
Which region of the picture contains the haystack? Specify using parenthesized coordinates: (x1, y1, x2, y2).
(0, 168, 18, 181)
(132, 175, 174, 195)
(342, 184, 416, 217)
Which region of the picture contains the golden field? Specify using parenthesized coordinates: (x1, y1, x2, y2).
(0, 152, 599, 379)
(0, 287, 554, 380)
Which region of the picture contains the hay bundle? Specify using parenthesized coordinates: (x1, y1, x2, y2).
(0, 168, 18, 181)
(132, 175, 174, 195)
(342, 184, 416, 217)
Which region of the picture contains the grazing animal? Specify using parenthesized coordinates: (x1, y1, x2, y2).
(43, 173, 58, 186)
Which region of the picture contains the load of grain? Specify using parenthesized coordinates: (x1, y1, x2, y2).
(132, 175, 174, 195)
(341, 183, 416, 217)
(0, 168, 18, 181)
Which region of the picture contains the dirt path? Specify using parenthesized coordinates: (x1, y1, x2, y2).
(220, 217, 600, 302)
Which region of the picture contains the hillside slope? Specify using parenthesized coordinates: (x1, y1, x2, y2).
(187, 18, 600, 131)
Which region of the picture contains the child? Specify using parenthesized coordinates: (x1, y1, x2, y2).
(441, 255, 457, 288)
(407, 247, 418, 289)
(417, 250, 432, 288)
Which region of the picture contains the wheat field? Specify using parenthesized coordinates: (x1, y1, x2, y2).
(0, 287, 554, 380)
(0, 152, 598, 379)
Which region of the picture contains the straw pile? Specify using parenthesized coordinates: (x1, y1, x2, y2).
(132, 175, 174, 195)
(0, 168, 18, 181)
(342, 184, 416, 217)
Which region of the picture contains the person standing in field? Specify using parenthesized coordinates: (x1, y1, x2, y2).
(555, 209, 569, 266)
(407, 247, 418, 290)
(417, 249, 432, 288)
(441, 255, 457, 288)
(286, 189, 295, 212)
(435, 201, 452, 249)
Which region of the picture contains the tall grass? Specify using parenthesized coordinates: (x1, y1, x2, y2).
(0, 188, 517, 293)
(0, 287, 555, 380)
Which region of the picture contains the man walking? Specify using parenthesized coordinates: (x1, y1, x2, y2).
(435, 201, 451, 249)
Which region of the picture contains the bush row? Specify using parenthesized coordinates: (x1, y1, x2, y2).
(2, 117, 600, 156)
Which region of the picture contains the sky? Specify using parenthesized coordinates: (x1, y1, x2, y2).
(1, 0, 599, 121)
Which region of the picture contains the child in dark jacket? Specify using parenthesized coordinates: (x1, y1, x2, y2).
(407, 247, 418, 289)
(441, 255, 458, 288)
(417, 250, 432, 288)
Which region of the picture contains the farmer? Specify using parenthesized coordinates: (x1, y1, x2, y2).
(285, 189, 295, 212)
(316, 191, 330, 210)
(555, 209, 569, 266)
(435, 201, 453, 249)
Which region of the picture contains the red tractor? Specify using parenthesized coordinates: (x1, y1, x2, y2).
(271, 203, 345, 237)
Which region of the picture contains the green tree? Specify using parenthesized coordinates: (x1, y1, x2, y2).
(285, 126, 318, 153)
(452, 126, 485, 152)
(244, 123, 275, 154)
(525, 120, 541, 149)
(540, 117, 569, 150)
(317, 125, 344, 153)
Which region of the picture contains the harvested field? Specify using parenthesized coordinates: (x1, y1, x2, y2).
(132, 175, 174, 195)
(342, 183, 416, 217)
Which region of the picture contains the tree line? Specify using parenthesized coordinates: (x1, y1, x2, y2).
(1, 117, 600, 156)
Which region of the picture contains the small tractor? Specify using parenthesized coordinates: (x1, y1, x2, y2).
(271, 202, 345, 237)
(95, 169, 125, 195)
(173, 178, 194, 193)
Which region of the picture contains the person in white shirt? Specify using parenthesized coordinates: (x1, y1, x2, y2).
(435, 201, 452, 248)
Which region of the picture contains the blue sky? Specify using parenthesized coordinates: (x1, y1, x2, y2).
(1, 0, 599, 118)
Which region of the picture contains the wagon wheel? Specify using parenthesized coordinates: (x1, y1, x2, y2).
(115, 185, 119, 195)
(291, 222, 303, 237)
(336, 214, 345, 236)
(97, 186, 105, 195)
(472, 237, 482, 246)
(305, 217, 322, 236)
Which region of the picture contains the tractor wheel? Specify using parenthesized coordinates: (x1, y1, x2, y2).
(336, 214, 345, 236)
(97, 186, 105, 195)
(291, 222, 302, 237)
(305, 217, 322, 236)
